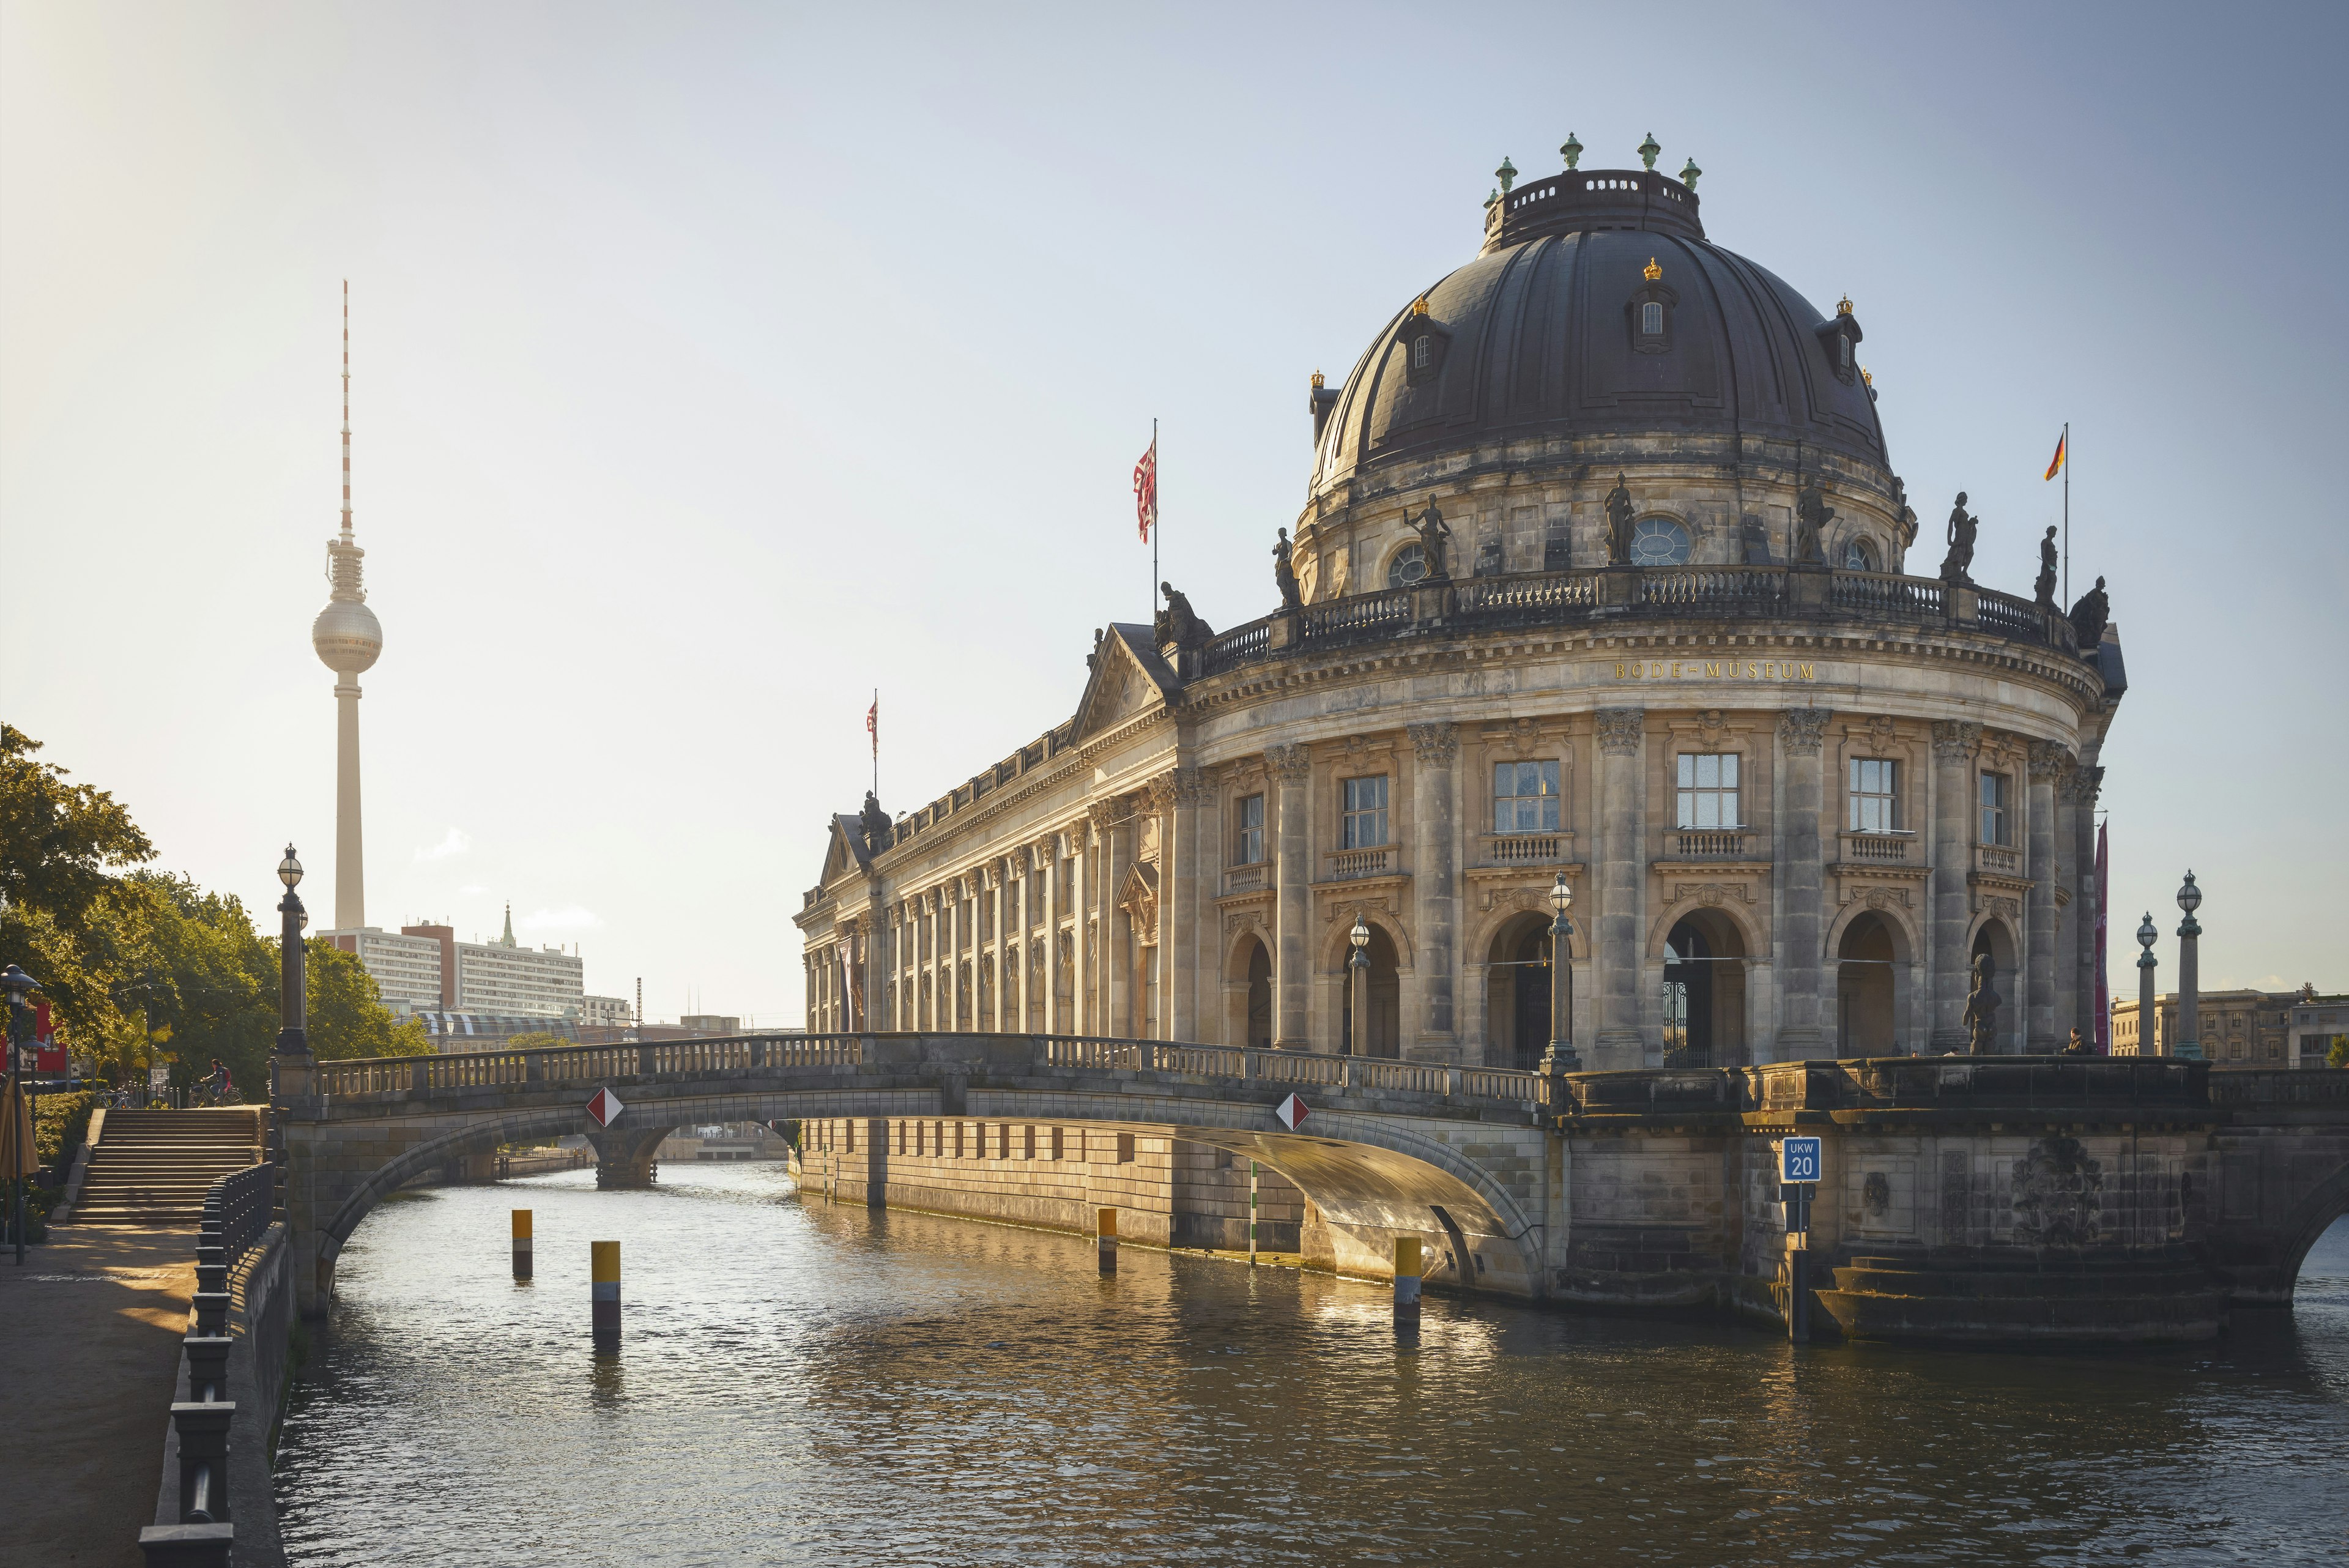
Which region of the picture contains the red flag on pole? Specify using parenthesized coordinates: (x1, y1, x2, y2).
(1132, 434, 1158, 543)
(866, 696, 877, 753)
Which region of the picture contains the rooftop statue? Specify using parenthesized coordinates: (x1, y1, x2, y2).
(2069, 575, 2110, 650)
(1087, 626, 1104, 673)
(2034, 526, 2060, 608)
(858, 790, 891, 854)
(1155, 582, 1213, 652)
(1409, 500, 1453, 581)
(1964, 953, 2002, 1057)
(1273, 527, 1301, 612)
(1793, 480, 1834, 565)
(1939, 492, 1978, 584)
(1605, 473, 1635, 565)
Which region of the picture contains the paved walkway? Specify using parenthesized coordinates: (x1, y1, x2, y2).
(0, 1227, 194, 1568)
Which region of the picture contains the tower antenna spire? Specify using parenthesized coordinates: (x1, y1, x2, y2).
(341, 278, 353, 543)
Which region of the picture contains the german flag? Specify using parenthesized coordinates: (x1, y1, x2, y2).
(2044, 430, 2066, 481)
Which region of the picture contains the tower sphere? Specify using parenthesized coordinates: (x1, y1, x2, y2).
(313, 597, 382, 675)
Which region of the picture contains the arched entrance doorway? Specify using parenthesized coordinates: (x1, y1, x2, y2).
(1837, 913, 1900, 1056)
(1485, 913, 1554, 1071)
(1338, 924, 1402, 1057)
(1244, 937, 1272, 1049)
(1662, 910, 1748, 1068)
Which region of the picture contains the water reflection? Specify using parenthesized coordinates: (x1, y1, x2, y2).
(275, 1167, 2349, 1566)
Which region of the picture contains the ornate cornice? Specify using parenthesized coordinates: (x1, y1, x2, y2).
(1777, 707, 1833, 756)
(1931, 719, 1982, 763)
(1407, 721, 1460, 766)
(1595, 707, 1644, 756)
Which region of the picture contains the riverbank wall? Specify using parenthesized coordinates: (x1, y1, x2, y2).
(797, 1118, 1308, 1252)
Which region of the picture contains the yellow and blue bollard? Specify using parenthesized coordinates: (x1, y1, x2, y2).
(1097, 1208, 1118, 1275)
(511, 1209, 533, 1280)
(1394, 1236, 1423, 1339)
(591, 1240, 621, 1348)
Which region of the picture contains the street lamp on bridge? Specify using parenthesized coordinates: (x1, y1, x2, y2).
(4, 962, 43, 1264)
(2175, 872, 2203, 1062)
(1540, 874, 1579, 1076)
(1348, 915, 1370, 1058)
(275, 846, 311, 1068)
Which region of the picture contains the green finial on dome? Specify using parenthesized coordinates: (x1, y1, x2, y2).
(1638, 132, 1661, 171)
(1495, 155, 1517, 195)
(1560, 132, 1583, 170)
(1483, 187, 1498, 212)
(1679, 157, 1701, 191)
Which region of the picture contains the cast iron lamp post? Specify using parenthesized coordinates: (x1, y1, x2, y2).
(4, 962, 42, 1263)
(1348, 916, 1370, 1058)
(275, 846, 311, 1066)
(2175, 872, 2203, 1061)
(2136, 912, 2159, 1055)
(1540, 874, 1579, 1074)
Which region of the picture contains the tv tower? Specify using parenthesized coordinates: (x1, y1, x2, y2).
(310, 282, 382, 931)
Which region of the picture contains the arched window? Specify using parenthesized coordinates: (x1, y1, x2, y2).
(1839, 336, 1854, 371)
(1629, 516, 1691, 567)
(1842, 536, 1879, 571)
(1412, 335, 1433, 370)
(1387, 543, 1430, 587)
(1641, 301, 1663, 336)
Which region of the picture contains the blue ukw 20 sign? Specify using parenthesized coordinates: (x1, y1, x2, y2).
(1779, 1136, 1822, 1184)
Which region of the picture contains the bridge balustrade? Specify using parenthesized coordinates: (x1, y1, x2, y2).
(2208, 1069, 2349, 1107)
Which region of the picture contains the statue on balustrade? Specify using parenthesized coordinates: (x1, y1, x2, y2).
(1964, 953, 2002, 1056)
(1409, 500, 1453, 581)
(1605, 473, 1636, 565)
(858, 791, 891, 855)
(1273, 527, 1301, 611)
(1155, 581, 1213, 652)
(1794, 480, 1834, 565)
(2034, 526, 2060, 608)
(1939, 492, 1978, 584)
(2069, 575, 2109, 650)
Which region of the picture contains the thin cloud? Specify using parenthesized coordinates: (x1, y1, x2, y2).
(459, 884, 487, 896)
(520, 904, 603, 932)
(414, 828, 472, 862)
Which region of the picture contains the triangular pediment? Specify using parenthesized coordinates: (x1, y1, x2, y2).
(820, 814, 873, 887)
(1070, 623, 1180, 742)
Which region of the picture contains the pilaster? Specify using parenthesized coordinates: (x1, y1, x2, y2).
(1406, 722, 1460, 1059)
(1593, 707, 1645, 1069)
(1775, 707, 1832, 1058)
(1269, 743, 1314, 1048)
(1929, 721, 1981, 1049)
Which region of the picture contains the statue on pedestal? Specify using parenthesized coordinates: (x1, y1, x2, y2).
(2069, 575, 2109, 650)
(1155, 581, 1212, 651)
(1409, 500, 1453, 581)
(2034, 526, 2060, 608)
(1794, 480, 1834, 565)
(1939, 492, 1978, 584)
(1964, 953, 2002, 1057)
(1273, 527, 1301, 611)
(1605, 473, 1635, 565)
(858, 791, 891, 855)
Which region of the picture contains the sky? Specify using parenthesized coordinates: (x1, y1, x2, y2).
(3, 1, 2344, 1023)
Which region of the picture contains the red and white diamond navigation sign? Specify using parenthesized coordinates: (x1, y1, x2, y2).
(1274, 1093, 1309, 1132)
(587, 1087, 624, 1128)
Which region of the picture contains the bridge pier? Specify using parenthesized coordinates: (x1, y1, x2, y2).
(585, 1126, 670, 1189)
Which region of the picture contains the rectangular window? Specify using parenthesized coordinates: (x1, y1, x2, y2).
(1116, 1132, 1136, 1164)
(1676, 753, 1740, 828)
(1049, 1126, 1064, 1161)
(1342, 775, 1389, 849)
(1493, 759, 1561, 833)
(1236, 793, 1265, 865)
(1979, 772, 2009, 845)
(1022, 1126, 1036, 1161)
(1849, 757, 1899, 833)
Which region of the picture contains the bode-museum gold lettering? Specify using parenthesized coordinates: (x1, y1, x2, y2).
(1609, 660, 1819, 681)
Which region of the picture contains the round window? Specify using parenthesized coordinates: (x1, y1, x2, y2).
(1842, 537, 1879, 571)
(1387, 543, 1429, 587)
(1629, 517, 1691, 567)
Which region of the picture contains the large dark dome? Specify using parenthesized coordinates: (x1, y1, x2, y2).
(1310, 168, 1887, 496)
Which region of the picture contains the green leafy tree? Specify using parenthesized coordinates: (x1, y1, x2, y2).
(505, 1031, 572, 1052)
(304, 940, 431, 1059)
(133, 872, 279, 1095)
(2329, 1036, 2348, 1071)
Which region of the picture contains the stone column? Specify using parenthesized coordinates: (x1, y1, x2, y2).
(1592, 708, 1646, 1069)
(1041, 838, 1062, 1033)
(990, 865, 1007, 1032)
(944, 883, 962, 1031)
(1407, 722, 1460, 1055)
(924, 894, 940, 1030)
(1268, 743, 1314, 1049)
(1071, 825, 1091, 1035)
(1087, 801, 1119, 1035)
(1929, 721, 1981, 1050)
(1107, 804, 1135, 1036)
(1164, 768, 1208, 1043)
(2070, 765, 2104, 1044)
(2026, 740, 2068, 1050)
(1775, 708, 1832, 1058)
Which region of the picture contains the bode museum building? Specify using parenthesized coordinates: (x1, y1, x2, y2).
(797, 149, 2126, 1074)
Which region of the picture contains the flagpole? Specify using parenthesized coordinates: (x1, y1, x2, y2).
(871, 687, 878, 799)
(2061, 420, 2070, 609)
(1151, 417, 1159, 626)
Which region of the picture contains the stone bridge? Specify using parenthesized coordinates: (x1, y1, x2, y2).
(271, 1035, 2349, 1344)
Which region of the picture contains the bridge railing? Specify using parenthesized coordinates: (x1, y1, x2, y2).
(2208, 1069, 2349, 1107)
(308, 1032, 1554, 1110)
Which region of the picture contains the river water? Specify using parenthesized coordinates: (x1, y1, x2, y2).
(275, 1165, 2349, 1566)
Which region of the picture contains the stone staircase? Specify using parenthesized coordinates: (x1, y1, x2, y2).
(69, 1109, 265, 1228)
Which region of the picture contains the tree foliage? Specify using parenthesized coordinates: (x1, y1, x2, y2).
(1, 726, 425, 1084)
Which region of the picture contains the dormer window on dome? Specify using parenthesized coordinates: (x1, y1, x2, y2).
(1403, 294, 1450, 387)
(1627, 256, 1679, 355)
(1816, 295, 1863, 386)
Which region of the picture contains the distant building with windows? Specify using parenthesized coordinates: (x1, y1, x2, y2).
(578, 995, 634, 1030)
(319, 927, 444, 1014)
(2287, 991, 2348, 1069)
(796, 157, 2125, 1070)
(333, 904, 587, 1022)
(2110, 989, 2333, 1068)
